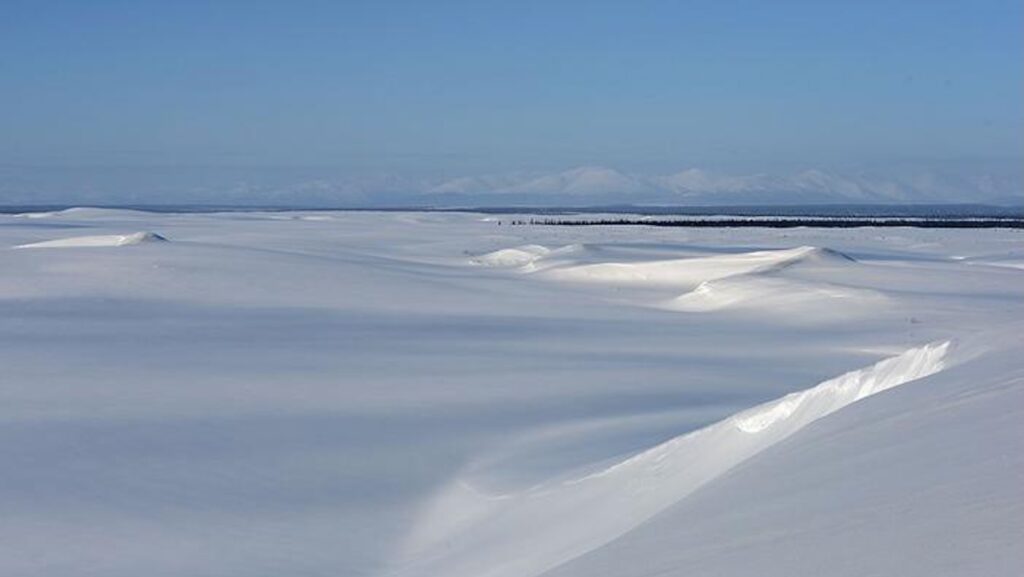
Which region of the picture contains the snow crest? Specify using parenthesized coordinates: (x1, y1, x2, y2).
(667, 275, 886, 316)
(539, 245, 853, 288)
(396, 341, 951, 577)
(733, 341, 948, 433)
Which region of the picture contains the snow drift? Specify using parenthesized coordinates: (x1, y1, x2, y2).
(667, 275, 887, 316)
(15, 231, 168, 248)
(472, 245, 552, 267)
(537, 245, 853, 288)
(396, 341, 951, 577)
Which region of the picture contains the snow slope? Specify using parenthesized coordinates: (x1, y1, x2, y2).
(536, 245, 852, 287)
(544, 333, 1024, 577)
(666, 275, 888, 318)
(15, 231, 167, 248)
(0, 209, 1020, 577)
(395, 342, 951, 577)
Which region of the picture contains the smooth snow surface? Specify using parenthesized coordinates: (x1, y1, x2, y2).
(1, 209, 1021, 577)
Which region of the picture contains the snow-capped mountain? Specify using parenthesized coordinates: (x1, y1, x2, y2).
(421, 164, 1022, 206)
(501, 166, 654, 196)
(2, 163, 1019, 207)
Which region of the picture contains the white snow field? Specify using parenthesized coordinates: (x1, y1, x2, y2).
(0, 209, 1021, 577)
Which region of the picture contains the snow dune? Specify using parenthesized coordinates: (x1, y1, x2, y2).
(536, 245, 852, 287)
(473, 245, 552, 267)
(476, 243, 875, 316)
(475, 244, 853, 280)
(15, 231, 167, 248)
(14, 207, 154, 219)
(667, 275, 886, 315)
(396, 341, 951, 577)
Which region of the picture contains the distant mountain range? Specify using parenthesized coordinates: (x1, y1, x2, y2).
(1, 163, 1021, 207)
(417, 165, 1023, 207)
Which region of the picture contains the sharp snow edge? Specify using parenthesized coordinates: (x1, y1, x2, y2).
(395, 341, 951, 577)
(15, 231, 168, 248)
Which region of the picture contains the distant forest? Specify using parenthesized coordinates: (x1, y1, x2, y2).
(503, 217, 1024, 229)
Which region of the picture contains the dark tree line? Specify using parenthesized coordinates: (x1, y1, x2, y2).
(500, 217, 1024, 229)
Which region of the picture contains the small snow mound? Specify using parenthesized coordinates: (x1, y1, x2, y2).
(16, 231, 168, 249)
(788, 245, 856, 263)
(473, 245, 550, 267)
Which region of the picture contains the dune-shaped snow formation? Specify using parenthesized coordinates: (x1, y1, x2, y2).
(15, 231, 168, 249)
(539, 245, 853, 287)
(667, 275, 886, 315)
(396, 341, 950, 577)
(472, 245, 552, 267)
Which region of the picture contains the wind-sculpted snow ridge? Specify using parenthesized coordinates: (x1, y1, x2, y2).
(12, 207, 154, 219)
(15, 231, 168, 248)
(666, 275, 887, 316)
(538, 245, 854, 288)
(394, 341, 950, 577)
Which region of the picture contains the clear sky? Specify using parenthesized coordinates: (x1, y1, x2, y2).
(1, 1, 1021, 202)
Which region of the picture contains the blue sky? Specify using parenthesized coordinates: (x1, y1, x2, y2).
(1, 1, 1021, 203)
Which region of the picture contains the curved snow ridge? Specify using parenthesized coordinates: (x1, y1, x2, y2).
(394, 341, 950, 577)
(732, 341, 948, 433)
(539, 245, 855, 288)
(666, 275, 887, 316)
(15, 231, 168, 249)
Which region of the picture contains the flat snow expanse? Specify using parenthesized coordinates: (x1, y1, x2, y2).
(1, 209, 1021, 577)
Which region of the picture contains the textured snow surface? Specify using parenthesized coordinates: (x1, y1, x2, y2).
(1, 209, 1021, 577)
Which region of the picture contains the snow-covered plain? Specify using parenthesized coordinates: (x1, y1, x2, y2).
(1, 209, 1021, 577)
